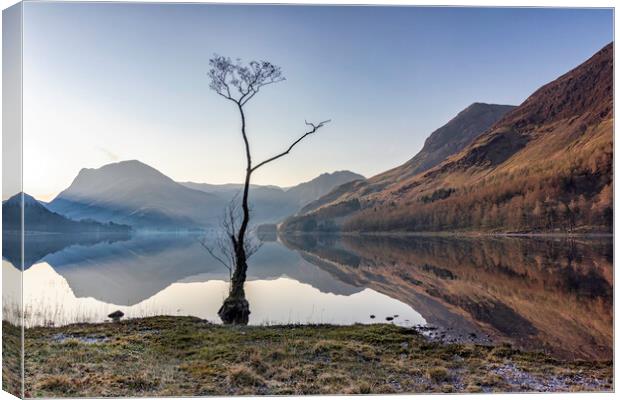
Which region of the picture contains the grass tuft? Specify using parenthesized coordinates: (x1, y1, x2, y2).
(227, 365, 265, 387)
(36, 375, 75, 393)
(427, 366, 450, 383)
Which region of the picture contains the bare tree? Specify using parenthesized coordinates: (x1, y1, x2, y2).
(208, 55, 329, 324)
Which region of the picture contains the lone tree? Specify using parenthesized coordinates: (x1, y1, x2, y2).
(208, 55, 329, 324)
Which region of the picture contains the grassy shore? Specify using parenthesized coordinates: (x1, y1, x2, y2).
(9, 316, 613, 396)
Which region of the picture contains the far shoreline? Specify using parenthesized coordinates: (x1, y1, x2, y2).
(277, 229, 613, 239)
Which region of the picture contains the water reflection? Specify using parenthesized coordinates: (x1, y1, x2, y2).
(1, 233, 424, 328)
(37, 235, 366, 305)
(2, 232, 612, 361)
(2, 232, 131, 269)
(282, 234, 613, 361)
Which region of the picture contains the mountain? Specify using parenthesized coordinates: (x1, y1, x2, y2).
(2, 193, 131, 233)
(375, 103, 515, 183)
(283, 43, 613, 233)
(286, 171, 365, 207)
(46, 160, 363, 230)
(180, 170, 364, 224)
(180, 182, 294, 224)
(296, 104, 515, 217)
(47, 160, 226, 230)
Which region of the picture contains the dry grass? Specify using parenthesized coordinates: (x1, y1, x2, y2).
(2, 321, 22, 397)
(13, 316, 613, 397)
(427, 366, 450, 383)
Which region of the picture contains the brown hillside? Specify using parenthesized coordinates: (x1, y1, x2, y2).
(284, 43, 613, 233)
(299, 103, 515, 216)
(374, 103, 515, 183)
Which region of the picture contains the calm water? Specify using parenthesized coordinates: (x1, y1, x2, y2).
(2, 232, 613, 360)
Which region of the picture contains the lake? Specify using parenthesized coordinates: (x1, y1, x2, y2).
(2, 232, 612, 361)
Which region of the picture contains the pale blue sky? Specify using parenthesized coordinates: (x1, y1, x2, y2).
(22, 3, 613, 200)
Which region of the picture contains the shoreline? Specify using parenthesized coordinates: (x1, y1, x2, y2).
(278, 230, 613, 239)
(5, 316, 613, 396)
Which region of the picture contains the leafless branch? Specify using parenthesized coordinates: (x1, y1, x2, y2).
(198, 195, 262, 280)
(240, 78, 285, 106)
(251, 120, 331, 172)
(199, 238, 232, 274)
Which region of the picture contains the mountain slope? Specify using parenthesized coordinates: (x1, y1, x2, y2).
(180, 182, 295, 224)
(181, 170, 364, 224)
(283, 43, 613, 233)
(47, 160, 226, 229)
(376, 103, 515, 183)
(2, 193, 131, 233)
(286, 171, 365, 207)
(298, 104, 516, 216)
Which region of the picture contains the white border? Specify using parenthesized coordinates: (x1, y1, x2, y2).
(0, 1, 616, 400)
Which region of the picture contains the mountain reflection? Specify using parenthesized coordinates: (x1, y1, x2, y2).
(4, 234, 365, 306)
(2, 232, 132, 269)
(282, 234, 612, 361)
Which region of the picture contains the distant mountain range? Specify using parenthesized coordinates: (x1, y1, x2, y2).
(2, 193, 131, 233)
(8, 44, 612, 235)
(39, 160, 363, 230)
(181, 170, 364, 224)
(47, 161, 225, 230)
(283, 43, 613, 234)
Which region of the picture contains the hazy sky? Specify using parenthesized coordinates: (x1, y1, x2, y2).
(22, 3, 612, 200)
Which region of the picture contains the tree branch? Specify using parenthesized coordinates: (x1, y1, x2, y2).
(251, 120, 330, 172)
(240, 77, 286, 106)
(199, 238, 232, 273)
(215, 90, 235, 102)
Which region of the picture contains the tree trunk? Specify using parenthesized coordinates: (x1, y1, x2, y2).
(218, 102, 252, 325)
(217, 243, 251, 323)
(217, 242, 250, 324)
